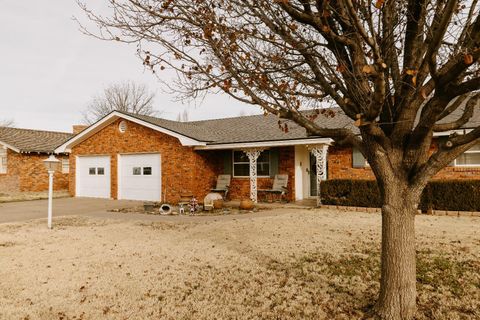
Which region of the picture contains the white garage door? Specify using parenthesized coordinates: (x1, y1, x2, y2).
(118, 153, 161, 201)
(76, 156, 111, 199)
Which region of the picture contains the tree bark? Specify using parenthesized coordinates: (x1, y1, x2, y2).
(375, 182, 418, 320)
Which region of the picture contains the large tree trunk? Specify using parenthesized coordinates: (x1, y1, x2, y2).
(375, 179, 419, 320)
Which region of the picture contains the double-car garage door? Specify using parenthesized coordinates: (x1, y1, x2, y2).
(76, 153, 161, 201)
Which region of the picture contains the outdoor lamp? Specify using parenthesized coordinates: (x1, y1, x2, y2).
(43, 154, 60, 229)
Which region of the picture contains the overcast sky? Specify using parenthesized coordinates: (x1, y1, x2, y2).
(0, 1, 253, 133)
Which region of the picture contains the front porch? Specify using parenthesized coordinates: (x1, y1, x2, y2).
(196, 139, 332, 206)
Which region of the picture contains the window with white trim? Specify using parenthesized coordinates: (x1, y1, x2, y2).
(0, 147, 6, 174)
(233, 150, 270, 177)
(61, 159, 69, 174)
(453, 144, 480, 166)
(352, 147, 369, 167)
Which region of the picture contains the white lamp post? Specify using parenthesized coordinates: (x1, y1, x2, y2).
(43, 155, 60, 229)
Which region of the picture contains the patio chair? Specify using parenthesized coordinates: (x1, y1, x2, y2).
(258, 174, 289, 202)
(211, 174, 231, 200)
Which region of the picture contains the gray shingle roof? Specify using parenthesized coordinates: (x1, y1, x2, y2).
(0, 127, 73, 153)
(120, 104, 480, 145)
(435, 103, 480, 129)
(120, 109, 354, 144)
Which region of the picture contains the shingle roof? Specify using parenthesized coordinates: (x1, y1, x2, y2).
(120, 109, 354, 144)
(120, 104, 480, 145)
(0, 127, 73, 153)
(435, 102, 480, 129)
(48, 103, 480, 153)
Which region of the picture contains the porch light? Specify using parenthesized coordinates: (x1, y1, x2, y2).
(43, 155, 60, 229)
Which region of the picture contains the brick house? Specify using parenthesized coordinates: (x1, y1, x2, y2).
(55, 109, 480, 204)
(0, 127, 72, 193)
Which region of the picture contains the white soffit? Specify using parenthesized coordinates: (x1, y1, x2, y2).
(433, 129, 472, 137)
(195, 138, 334, 150)
(0, 141, 20, 153)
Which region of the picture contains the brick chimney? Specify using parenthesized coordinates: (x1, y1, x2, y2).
(72, 125, 88, 134)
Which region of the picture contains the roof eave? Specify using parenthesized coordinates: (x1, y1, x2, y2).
(194, 137, 334, 150)
(0, 140, 21, 153)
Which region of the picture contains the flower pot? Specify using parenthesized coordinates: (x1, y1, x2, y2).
(239, 199, 254, 210)
(213, 199, 224, 209)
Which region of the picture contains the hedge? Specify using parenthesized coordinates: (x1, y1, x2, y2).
(321, 179, 480, 212)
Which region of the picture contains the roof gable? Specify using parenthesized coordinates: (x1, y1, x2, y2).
(54, 111, 207, 153)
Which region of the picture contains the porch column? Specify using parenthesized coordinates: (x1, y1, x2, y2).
(308, 144, 329, 207)
(243, 148, 264, 203)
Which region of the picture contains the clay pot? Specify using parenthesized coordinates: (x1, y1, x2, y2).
(213, 199, 224, 209)
(239, 199, 255, 210)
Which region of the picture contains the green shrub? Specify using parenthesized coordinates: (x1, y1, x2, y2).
(420, 180, 480, 211)
(321, 179, 381, 208)
(321, 179, 480, 211)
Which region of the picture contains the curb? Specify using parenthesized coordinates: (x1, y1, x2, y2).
(321, 205, 480, 217)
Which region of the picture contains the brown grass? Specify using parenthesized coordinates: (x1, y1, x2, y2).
(0, 210, 478, 319)
(0, 191, 70, 203)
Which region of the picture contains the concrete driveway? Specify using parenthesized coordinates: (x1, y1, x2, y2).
(0, 198, 142, 224)
(0, 197, 310, 225)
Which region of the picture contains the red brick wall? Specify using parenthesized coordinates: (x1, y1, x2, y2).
(433, 167, 480, 179)
(69, 119, 219, 203)
(328, 146, 374, 180)
(71, 123, 298, 203)
(228, 146, 296, 201)
(0, 149, 69, 193)
(327, 145, 480, 180)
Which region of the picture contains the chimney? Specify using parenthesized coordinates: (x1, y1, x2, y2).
(73, 125, 88, 135)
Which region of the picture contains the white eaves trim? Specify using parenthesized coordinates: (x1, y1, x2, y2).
(55, 111, 206, 153)
(195, 138, 334, 150)
(433, 128, 472, 137)
(0, 140, 20, 153)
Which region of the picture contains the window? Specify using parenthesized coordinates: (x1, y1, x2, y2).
(233, 150, 270, 177)
(119, 120, 127, 133)
(133, 167, 142, 175)
(62, 159, 69, 174)
(143, 167, 152, 175)
(352, 147, 369, 168)
(89, 167, 96, 175)
(97, 167, 105, 175)
(453, 144, 480, 166)
(0, 147, 6, 174)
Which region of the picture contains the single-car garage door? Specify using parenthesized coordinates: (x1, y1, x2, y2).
(76, 156, 111, 199)
(118, 153, 161, 201)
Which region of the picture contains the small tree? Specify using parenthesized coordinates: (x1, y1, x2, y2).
(78, 1, 480, 319)
(82, 81, 158, 124)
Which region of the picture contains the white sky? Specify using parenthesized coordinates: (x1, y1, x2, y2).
(0, 1, 253, 133)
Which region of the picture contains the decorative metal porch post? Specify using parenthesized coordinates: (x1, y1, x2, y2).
(243, 148, 264, 203)
(308, 144, 329, 207)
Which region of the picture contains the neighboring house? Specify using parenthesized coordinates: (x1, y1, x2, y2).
(55, 109, 480, 203)
(0, 127, 72, 194)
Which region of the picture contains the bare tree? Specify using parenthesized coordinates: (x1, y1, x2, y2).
(78, 1, 480, 318)
(0, 119, 15, 127)
(82, 81, 158, 124)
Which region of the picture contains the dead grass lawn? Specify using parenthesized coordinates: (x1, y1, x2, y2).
(0, 209, 478, 319)
(0, 191, 70, 203)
